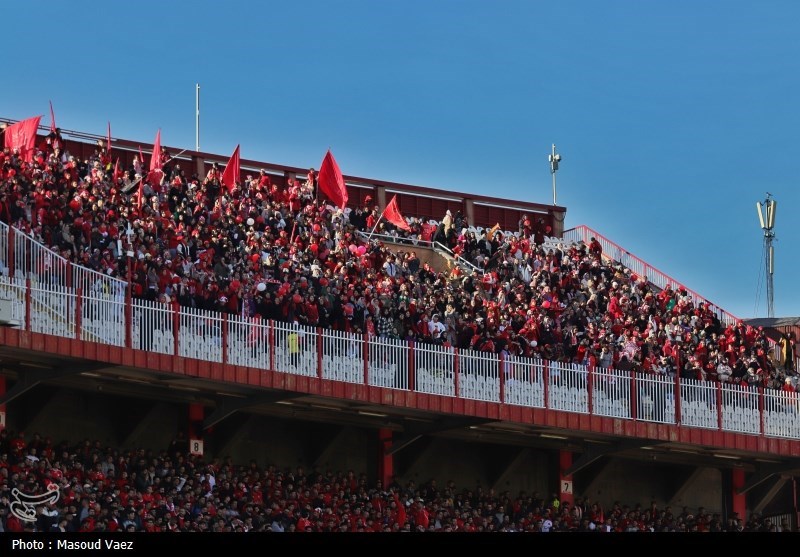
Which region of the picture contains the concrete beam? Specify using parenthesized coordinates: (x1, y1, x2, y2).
(752, 476, 789, 515)
(564, 439, 657, 476)
(490, 448, 532, 492)
(0, 362, 108, 405)
(737, 464, 785, 495)
(203, 392, 304, 430)
(387, 416, 495, 457)
(667, 467, 712, 507)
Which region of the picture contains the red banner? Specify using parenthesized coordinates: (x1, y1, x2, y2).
(383, 195, 411, 231)
(146, 129, 163, 185)
(221, 145, 240, 193)
(318, 150, 348, 209)
(3, 115, 42, 162)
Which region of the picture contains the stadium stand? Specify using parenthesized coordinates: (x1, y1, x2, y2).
(0, 127, 795, 396)
(0, 430, 785, 532)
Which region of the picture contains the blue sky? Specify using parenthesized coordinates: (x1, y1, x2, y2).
(2, 1, 798, 318)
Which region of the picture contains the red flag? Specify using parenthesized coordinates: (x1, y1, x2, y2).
(4, 115, 42, 163)
(147, 129, 163, 185)
(382, 195, 411, 232)
(221, 144, 240, 193)
(113, 158, 122, 182)
(317, 150, 348, 209)
(106, 122, 112, 155)
(49, 101, 56, 133)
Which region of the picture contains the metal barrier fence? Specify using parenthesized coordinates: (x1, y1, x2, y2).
(178, 306, 222, 363)
(548, 362, 589, 414)
(503, 354, 545, 408)
(680, 378, 719, 429)
(321, 328, 364, 384)
(82, 293, 125, 347)
(415, 343, 455, 397)
(459, 348, 499, 401)
(0, 275, 27, 326)
(635, 372, 676, 424)
(273, 321, 317, 377)
(131, 299, 175, 355)
(227, 315, 271, 369)
(765, 389, 800, 439)
(722, 383, 761, 435)
(30, 284, 75, 338)
(368, 337, 409, 390)
(592, 367, 631, 419)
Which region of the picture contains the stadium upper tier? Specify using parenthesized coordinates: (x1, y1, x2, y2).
(0, 119, 798, 441)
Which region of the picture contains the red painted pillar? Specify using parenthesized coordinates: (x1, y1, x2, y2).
(559, 450, 575, 506)
(188, 403, 205, 457)
(0, 376, 6, 431)
(377, 428, 393, 487)
(731, 468, 746, 520)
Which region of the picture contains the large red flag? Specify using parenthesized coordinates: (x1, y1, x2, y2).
(49, 101, 56, 133)
(4, 115, 42, 163)
(221, 144, 240, 193)
(382, 195, 411, 232)
(147, 129, 163, 185)
(317, 150, 348, 209)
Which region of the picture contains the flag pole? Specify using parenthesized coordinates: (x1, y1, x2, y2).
(195, 84, 200, 152)
(367, 213, 384, 241)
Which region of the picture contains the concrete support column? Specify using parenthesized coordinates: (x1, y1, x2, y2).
(559, 449, 575, 506)
(376, 186, 386, 210)
(464, 199, 475, 227)
(189, 403, 205, 456)
(192, 155, 205, 180)
(377, 428, 393, 487)
(731, 468, 747, 521)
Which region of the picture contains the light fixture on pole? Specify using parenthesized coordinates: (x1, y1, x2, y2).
(756, 193, 777, 318)
(548, 144, 561, 205)
(195, 83, 200, 152)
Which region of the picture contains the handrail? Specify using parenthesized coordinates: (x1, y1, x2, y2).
(432, 241, 484, 276)
(562, 225, 739, 325)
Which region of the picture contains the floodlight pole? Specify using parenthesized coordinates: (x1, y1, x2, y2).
(548, 144, 561, 205)
(756, 193, 777, 318)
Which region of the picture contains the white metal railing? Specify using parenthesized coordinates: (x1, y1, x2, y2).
(82, 294, 125, 347)
(227, 315, 271, 369)
(634, 372, 676, 424)
(548, 362, 589, 414)
(0, 275, 27, 325)
(592, 367, 631, 419)
(765, 390, 800, 439)
(0, 221, 9, 276)
(368, 336, 409, 390)
(321, 328, 364, 384)
(458, 348, 499, 401)
(273, 321, 317, 377)
(721, 383, 761, 435)
(15, 233, 70, 287)
(179, 306, 222, 363)
(132, 298, 175, 355)
(680, 378, 719, 429)
(415, 343, 455, 396)
(503, 354, 545, 408)
(30, 285, 75, 338)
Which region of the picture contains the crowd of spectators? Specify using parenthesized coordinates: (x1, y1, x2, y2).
(0, 429, 789, 532)
(0, 129, 796, 391)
